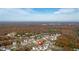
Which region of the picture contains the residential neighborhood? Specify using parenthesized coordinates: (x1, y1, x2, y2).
(0, 32, 62, 51)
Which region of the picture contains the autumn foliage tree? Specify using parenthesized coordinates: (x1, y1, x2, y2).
(55, 34, 76, 51)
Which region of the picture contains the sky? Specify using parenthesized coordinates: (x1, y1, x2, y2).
(0, 8, 79, 22)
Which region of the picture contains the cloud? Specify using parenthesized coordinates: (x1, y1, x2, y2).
(50, 8, 79, 22)
(28, 8, 79, 22)
(0, 8, 33, 16)
(53, 8, 78, 14)
(0, 8, 79, 22)
(0, 8, 34, 21)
